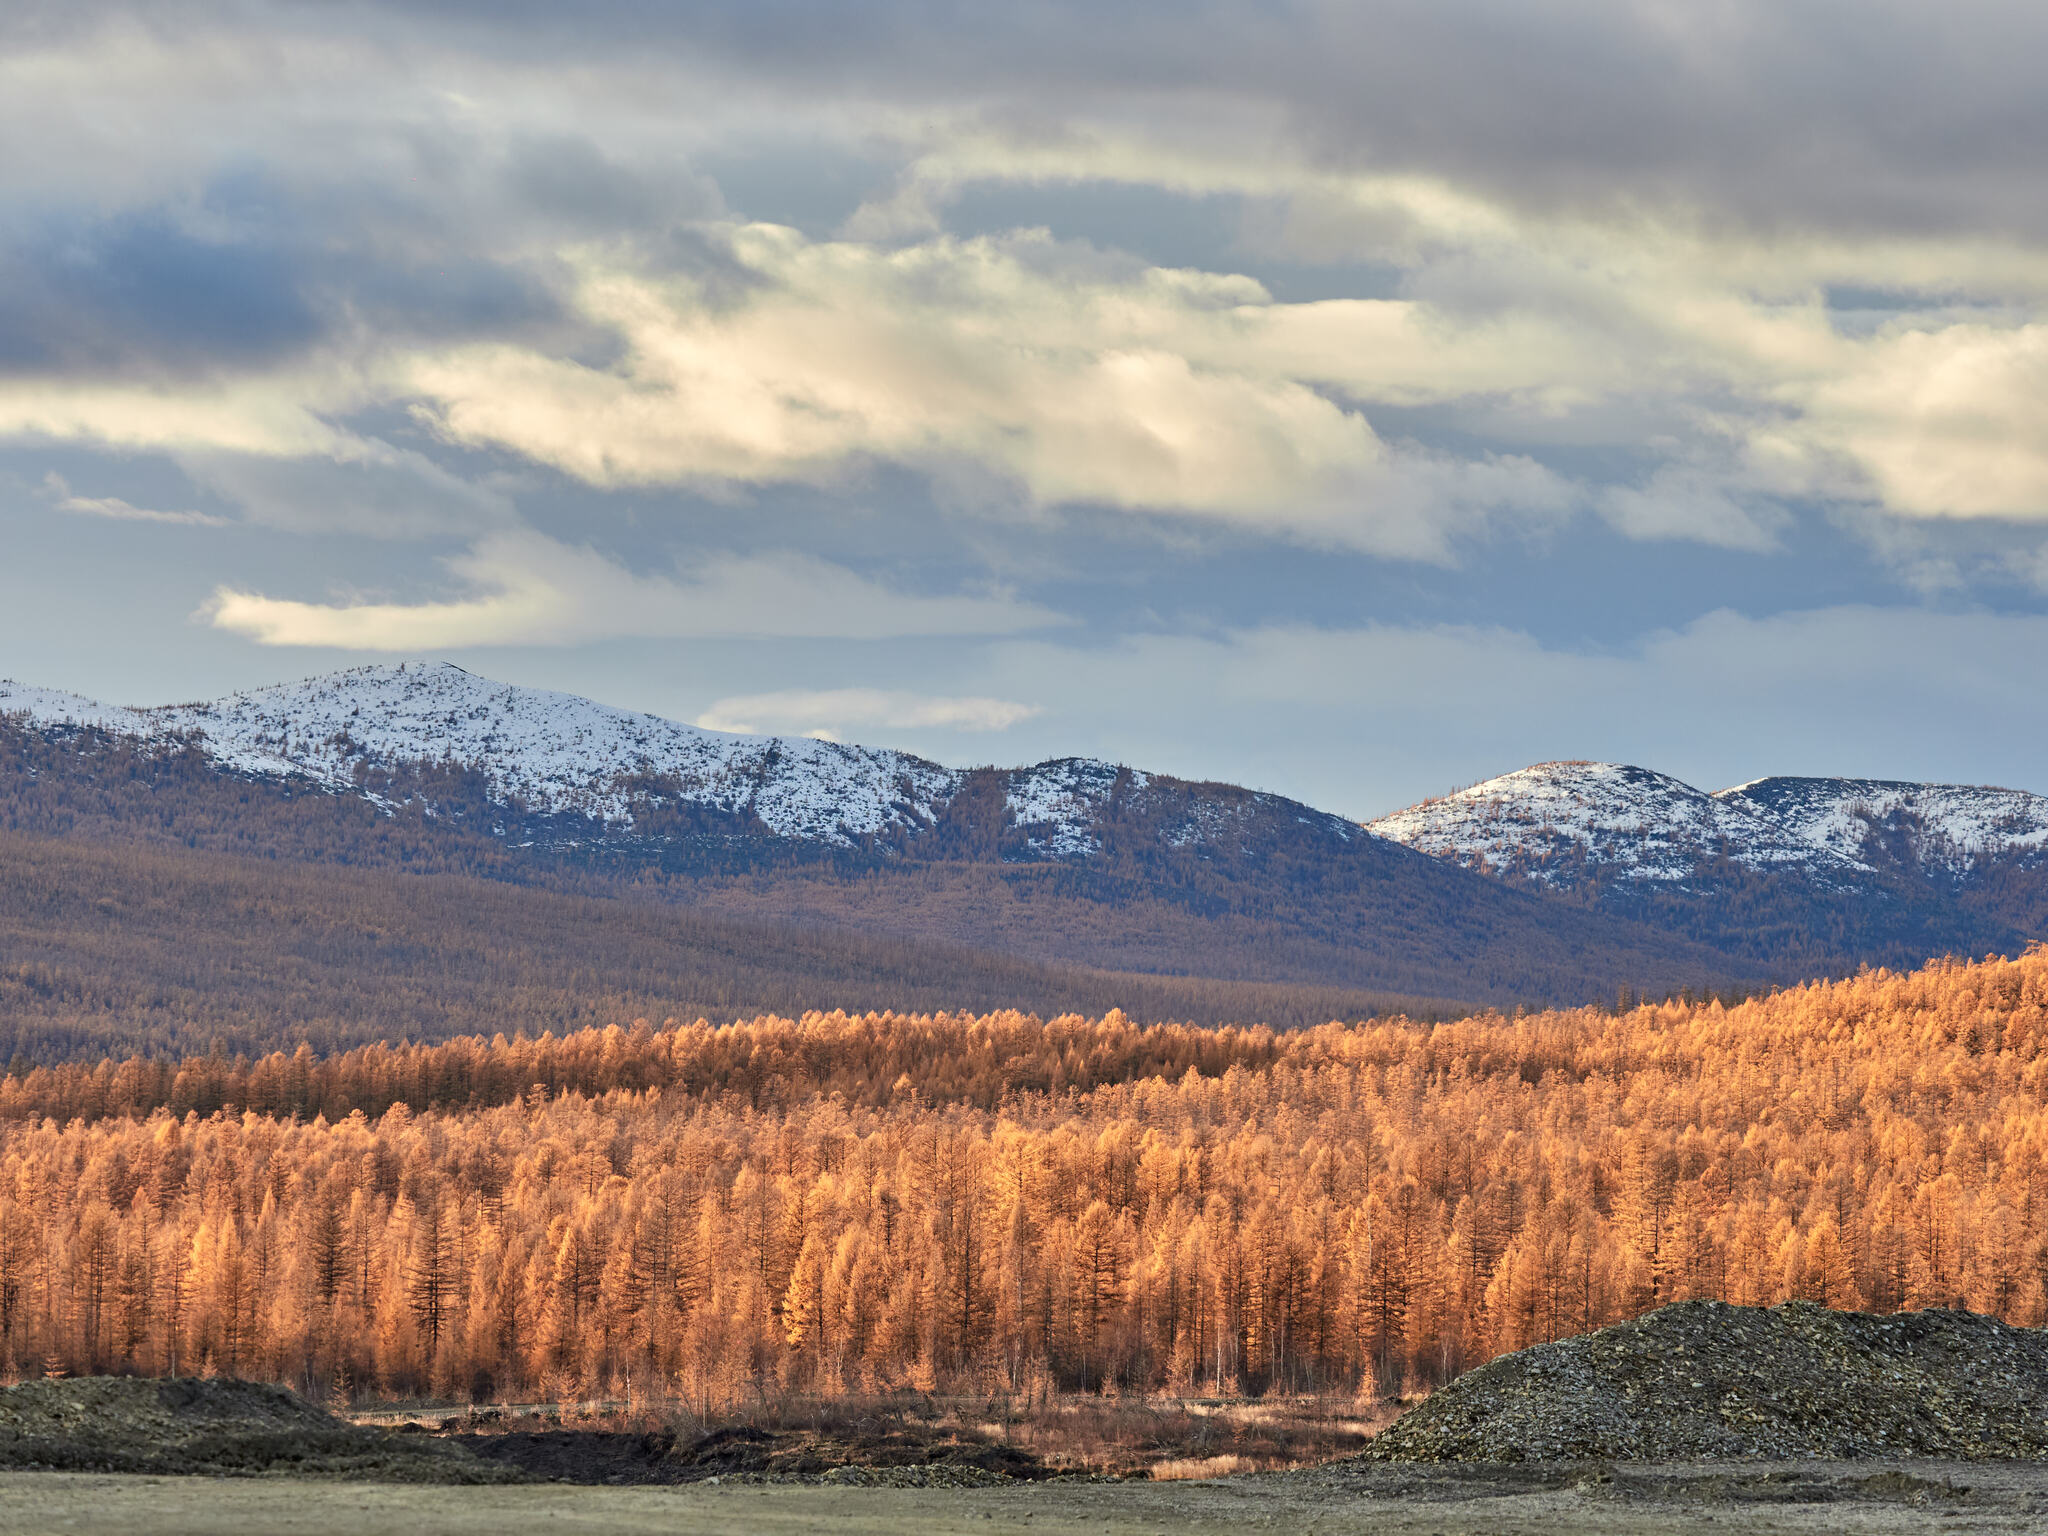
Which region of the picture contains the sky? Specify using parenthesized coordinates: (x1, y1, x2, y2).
(5, 1, 2048, 821)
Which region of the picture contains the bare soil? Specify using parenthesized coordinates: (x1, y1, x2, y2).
(13, 1302, 2048, 1531)
(6, 1461, 2048, 1535)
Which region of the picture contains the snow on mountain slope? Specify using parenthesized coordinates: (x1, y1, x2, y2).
(0, 685, 157, 740)
(1366, 762, 1855, 887)
(1718, 777, 2048, 872)
(1005, 759, 1137, 857)
(19, 664, 2037, 886)
(0, 662, 1273, 861)
(1371, 760, 2048, 887)
(1, 663, 971, 846)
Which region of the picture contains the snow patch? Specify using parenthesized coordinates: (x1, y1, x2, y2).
(1004, 758, 1129, 857)
(1718, 777, 2048, 871)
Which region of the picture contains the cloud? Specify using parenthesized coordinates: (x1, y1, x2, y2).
(201, 529, 1068, 648)
(40, 471, 228, 528)
(695, 687, 1039, 737)
(852, 129, 2048, 541)
(42, 0, 2035, 241)
(0, 372, 357, 458)
(1754, 321, 2048, 519)
(7, 0, 2048, 581)
(0, 208, 319, 377)
(1598, 469, 1784, 552)
(179, 440, 517, 539)
(406, 225, 1577, 557)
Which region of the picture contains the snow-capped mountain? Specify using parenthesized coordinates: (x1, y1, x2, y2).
(1720, 777, 2048, 875)
(0, 661, 1352, 862)
(6, 667, 2042, 994)
(2, 665, 953, 845)
(1368, 760, 2048, 889)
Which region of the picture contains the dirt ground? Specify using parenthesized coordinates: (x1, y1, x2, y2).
(6, 1462, 2048, 1535)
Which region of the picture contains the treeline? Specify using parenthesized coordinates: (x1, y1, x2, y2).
(0, 1011, 1297, 1124)
(0, 952, 2045, 1403)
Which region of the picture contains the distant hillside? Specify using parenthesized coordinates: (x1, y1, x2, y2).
(0, 685, 1767, 1037)
(0, 827, 1484, 1063)
(1370, 761, 2048, 971)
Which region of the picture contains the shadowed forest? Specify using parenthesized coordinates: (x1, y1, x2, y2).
(0, 950, 2041, 1407)
(0, 829, 1464, 1062)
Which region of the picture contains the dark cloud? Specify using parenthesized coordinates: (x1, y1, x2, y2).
(17, 4, 2048, 240)
(262, 0, 2048, 238)
(0, 208, 320, 375)
(0, 170, 565, 378)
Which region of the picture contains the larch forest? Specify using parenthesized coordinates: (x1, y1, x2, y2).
(0, 950, 2042, 1408)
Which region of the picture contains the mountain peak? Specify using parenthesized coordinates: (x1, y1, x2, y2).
(1372, 760, 2048, 888)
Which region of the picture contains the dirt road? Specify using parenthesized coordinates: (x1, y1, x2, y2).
(4, 1463, 2048, 1536)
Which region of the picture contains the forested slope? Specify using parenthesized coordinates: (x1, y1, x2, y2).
(0, 950, 2041, 1404)
(0, 719, 1765, 1023)
(0, 829, 1466, 1062)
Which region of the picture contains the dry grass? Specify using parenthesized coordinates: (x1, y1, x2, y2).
(1149, 1454, 1264, 1480)
(627, 1390, 1408, 1480)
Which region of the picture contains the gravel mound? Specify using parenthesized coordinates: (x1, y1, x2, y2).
(1366, 1300, 2048, 1462)
(0, 1378, 514, 1480)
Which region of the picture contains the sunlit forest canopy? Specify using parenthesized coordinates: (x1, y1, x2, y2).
(0, 949, 2043, 1403)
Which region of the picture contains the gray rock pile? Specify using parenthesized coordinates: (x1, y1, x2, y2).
(0, 1377, 512, 1480)
(1366, 1299, 2048, 1462)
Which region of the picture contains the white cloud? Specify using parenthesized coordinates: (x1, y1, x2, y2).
(41, 472, 228, 528)
(7, 30, 2048, 567)
(404, 226, 1576, 558)
(860, 127, 2048, 538)
(1754, 321, 2048, 519)
(200, 529, 1067, 649)
(0, 374, 356, 460)
(389, 204, 2048, 558)
(695, 687, 1039, 736)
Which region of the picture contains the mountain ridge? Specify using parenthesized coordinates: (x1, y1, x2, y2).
(4, 665, 2043, 1024)
(0, 661, 1367, 867)
(15, 666, 2040, 886)
(0, 665, 1776, 1019)
(1368, 759, 2048, 890)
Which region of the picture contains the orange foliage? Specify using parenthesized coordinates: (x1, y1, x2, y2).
(0, 951, 2045, 1404)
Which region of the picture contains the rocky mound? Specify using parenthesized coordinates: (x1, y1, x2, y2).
(0, 1378, 513, 1480)
(1367, 1299, 2048, 1462)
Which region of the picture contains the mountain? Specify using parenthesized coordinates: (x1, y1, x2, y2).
(0, 666, 1767, 1053)
(1368, 762, 1855, 888)
(1369, 760, 2048, 971)
(0, 662, 1354, 864)
(10, 666, 2040, 1056)
(1719, 776, 2048, 876)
